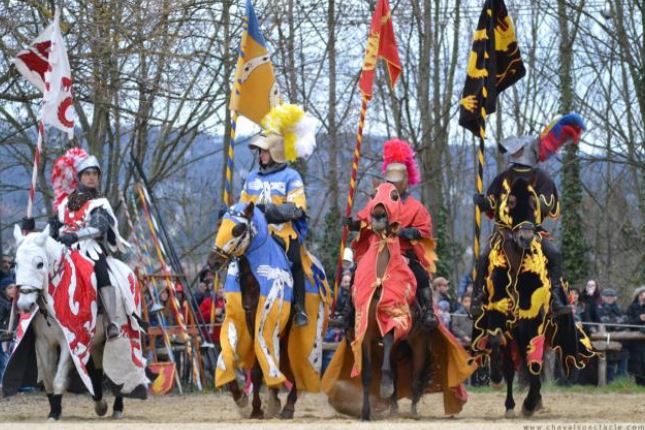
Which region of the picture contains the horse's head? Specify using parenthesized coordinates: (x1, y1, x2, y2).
(13, 225, 54, 313)
(499, 178, 541, 250)
(209, 202, 256, 271)
(366, 183, 401, 236)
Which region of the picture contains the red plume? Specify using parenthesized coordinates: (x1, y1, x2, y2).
(382, 139, 420, 186)
(51, 147, 88, 212)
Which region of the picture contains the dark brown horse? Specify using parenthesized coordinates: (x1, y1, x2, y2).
(208, 202, 299, 419)
(350, 184, 430, 420)
(472, 178, 551, 418)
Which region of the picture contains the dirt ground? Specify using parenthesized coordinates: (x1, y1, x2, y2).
(1, 389, 644, 429)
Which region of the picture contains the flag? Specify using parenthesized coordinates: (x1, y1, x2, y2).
(12, 9, 74, 138)
(229, 0, 280, 124)
(458, 0, 525, 142)
(358, 0, 402, 99)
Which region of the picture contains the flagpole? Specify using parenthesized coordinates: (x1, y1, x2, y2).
(472, 134, 485, 281)
(135, 183, 202, 391)
(121, 191, 184, 394)
(26, 121, 44, 219)
(223, 110, 238, 207)
(334, 95, 369, 308)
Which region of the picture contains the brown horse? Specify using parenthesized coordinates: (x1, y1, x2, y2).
(349, 184, 429, 420)
(208, 201, 329, 419)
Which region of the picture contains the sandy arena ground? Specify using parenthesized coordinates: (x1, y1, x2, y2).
(1, 389, 644, 429)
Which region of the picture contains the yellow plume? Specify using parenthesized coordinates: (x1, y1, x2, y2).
(261, 103, 317, 162)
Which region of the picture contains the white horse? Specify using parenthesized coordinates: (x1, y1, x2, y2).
(8, 225, 148, 420)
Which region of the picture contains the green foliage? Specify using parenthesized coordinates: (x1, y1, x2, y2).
(560, 144, 590, 287)
(318, 207, 342, 285)
(434, 204, 464, 280)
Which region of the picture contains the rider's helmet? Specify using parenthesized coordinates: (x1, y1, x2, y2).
(382, 139, 420, 187)
(249, 103, 318, 165)
(76, 155, 102, 178)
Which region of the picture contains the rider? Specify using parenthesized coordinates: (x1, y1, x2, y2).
(472, 114, 585, 318)
(239, 103, 317, 327)
(339, 139, 438, 330)
(50, 154, 128, 339)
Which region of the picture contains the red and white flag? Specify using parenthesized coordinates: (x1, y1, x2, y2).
(12, 8, 74, 138)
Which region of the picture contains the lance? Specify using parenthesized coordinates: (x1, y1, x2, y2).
(333, 96, 369, 309)
(122, 191, 184, 394)
(135, 183, 202, 390)
(26, 121, 45, 219)
(129, 155, 214, 353)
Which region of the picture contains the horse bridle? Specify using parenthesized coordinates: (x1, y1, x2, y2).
(17, 248, 66, 323)
(213, 210, 255, 262)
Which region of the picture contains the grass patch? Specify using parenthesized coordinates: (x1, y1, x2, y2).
(465, 377, 645, 394)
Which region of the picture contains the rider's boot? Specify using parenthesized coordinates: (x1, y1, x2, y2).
(100, 285, 120, 339)
(292, 273, 309, 327)
(418, 285, 438, 330)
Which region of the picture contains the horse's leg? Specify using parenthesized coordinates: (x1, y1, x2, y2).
(389, 358, 399, 417)
(280, 385, 298, 420)
(112, 396, 124, 420)
(87, 359, 108, 417)
(228, 380, 249, 408)
(250, 362, 264, 419)
(35, 329, 58, 420)
(411, 335, 428, 417)
(361, 342, 372, 421)
(49, 343, 71, 421)
(379, 330, 395, 399)
(522, 370, 543, 417)
(266, 387, 281, 418)
(503, 347, 516, 418)
(489, 334, 504, 387)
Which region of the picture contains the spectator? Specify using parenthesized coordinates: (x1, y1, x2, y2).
(1, 254, 13, 281)
(199, 287, 225, 353)
(597, 288, 629, 382)
(192, 282, 209, 307)
(580, 279, 602, 328)
(433, 277, 456, 312)
(569, 287, 584, 323)
(0, 276, 17, 383)
(626, 286, 645, 385)
(451, 293, 472, 347)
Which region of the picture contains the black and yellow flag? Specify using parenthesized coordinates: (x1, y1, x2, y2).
(458, 0, 525, 143)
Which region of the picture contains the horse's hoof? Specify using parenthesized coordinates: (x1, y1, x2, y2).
(280, 408, 294, 420)
(380, 373, 394, 399)
(410, 404, 418, 417)
(112, 410, 124, 420)
(94, 400, 108, 417)
(361, 414, 371, 422)
(235, 393, 249, 409)
(266, 394, 281, 418)
(505, 409, 516, 419)
(250, 409, 264, 419)
(47, 415, 61, 421)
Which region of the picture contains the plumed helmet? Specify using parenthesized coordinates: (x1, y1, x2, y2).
(382, 139, 420, 186)
(500, 136, 539, 168)
(76, 155, 102, 177)
(251, 103, 318, 163)
(249, 133, 286, 164)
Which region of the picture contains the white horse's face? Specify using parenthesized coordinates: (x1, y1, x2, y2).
(13, 225, 51, 313)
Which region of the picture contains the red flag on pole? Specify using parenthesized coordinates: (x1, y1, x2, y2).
(358, 0, 402, 99)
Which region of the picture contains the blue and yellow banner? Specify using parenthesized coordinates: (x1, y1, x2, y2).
(229, 0, 280, 124)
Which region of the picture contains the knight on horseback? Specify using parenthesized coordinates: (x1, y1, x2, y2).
(23, 150, 128, 339)
(337, 139, 437, 330)
(240, 104, 317, 328)
(471, 115, 586, 319)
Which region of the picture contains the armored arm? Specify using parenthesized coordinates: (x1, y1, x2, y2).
(263, 203, 304, 224)
(75, 207, 114, 241)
